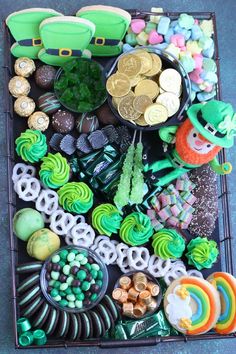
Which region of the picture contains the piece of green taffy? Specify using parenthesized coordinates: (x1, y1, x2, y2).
(15, 129, 47, 163)
(186, 236, 219, 270)
(152, 228, 185, 260)
(92, 203, 122, 236)
(58, 182, 93, 214)
(119, 212, 153, 246)
(39, 152, 70, 189)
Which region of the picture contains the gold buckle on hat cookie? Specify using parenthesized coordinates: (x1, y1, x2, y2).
(32, 38, 42, 46)
(59, 48, 72, 57)
(95, 37, 105, 46)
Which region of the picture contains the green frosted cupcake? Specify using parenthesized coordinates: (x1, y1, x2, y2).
(15, 129, 47, 163)
(186, 237, 219, 270)
(39, 152, 70, 189)
(152, 228, 185, 260)
(92, 203, 122, 236)
(119, 212, 153, 246)
(58, 182, 93, 214)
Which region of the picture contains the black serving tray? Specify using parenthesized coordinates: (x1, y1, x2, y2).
(3, 9, 236, 349)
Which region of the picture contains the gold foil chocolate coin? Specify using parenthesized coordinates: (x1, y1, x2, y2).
(133, 95, 152, 114)
(135, 79, 159, 100)
(134, 50, 153, 74)
(106, 73, 131, 97)
(112, 91, 135, 109)
(135, 115, 148, 126)
(159, 68, 182, 94)
(144, 103, 168, 125)
(145, 54, 162, 77)
(156, 92, 180, 117)
(118, 95, 141, 121)
(118, 54, 142, 78)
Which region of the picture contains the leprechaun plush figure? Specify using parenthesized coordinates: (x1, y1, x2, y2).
(144, 100, 236, 186)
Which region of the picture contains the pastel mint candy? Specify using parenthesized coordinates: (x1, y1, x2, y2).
(180, 56, 195, 73)
(155, 42, 168, 50)
(190, 90, 196, 101)
(191, 82, 201, 92)
(174, 25, 191, 40)
(178, 13, 194, 30)
(199, 35, 213, 50)
(202, 42, 215, 58)
(157, 16, 170, 35)
(164, 28, 174, 43)
(145, 22, 156, 34)
(200, 71, 218, 84)
(203, 58, 217, 73)
(197, 90, 216, 102)
(191, 24, 203, 40)
(170, 20, 178, 28)
(125, 33, 137, 46)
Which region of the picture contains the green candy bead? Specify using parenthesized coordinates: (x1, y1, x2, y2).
(97, 270, 103, 280)
(75, 300, 83, 309)
(76, 293, 85, 301)
(91, 264, 100, 271)
(59, 260, 66, 268)
(48, 280, 55, 286)
(73, 287, 82, 294)
(66, 276, 74, 286)
(80, 257, 88, 265)
(65, 287, 72, 295)
(90, 269, 98, 279)
(53, 295, 61, 302)
(71, 249, 79, 255)
(80, 250, 88, 258)
(68, 301, 75, 308)
(59, 291, 66, 297)
(75, 254, 84, 262)
(59, 299, 68, 307)
(67, 294, 76, 302)
(69, 261, 80, 268)
(51, 271, 60, 280)
(67, 252, 75, 262)
(60, 283, 68, 291)
(96, 280, 103, 288)
(90, 293, 98, 302)
(77, 270, 87, 281)
(51, 254, 60, 263)
(50, 289, 59, 297)
(63, 264, 70, 275)
(81, 281, 90, 291)
(84, 263, 91, 271)
(90, 279, 95, 285)
(54, 281, 61, 289)
(60, 249, 69, 260)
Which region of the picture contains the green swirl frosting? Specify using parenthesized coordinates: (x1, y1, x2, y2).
(39, 152, 70, 189)
(92, 203, 122, 237)
(186, 236, 219, 270)
(152, 228, 185, 260)
(58, 182, 93, 214)
(119, 212, 153, 246)
(15, 129, 47, 163)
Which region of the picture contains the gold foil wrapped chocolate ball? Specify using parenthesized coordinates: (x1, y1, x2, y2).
(8, 76, 30, 98)
(14, 96, 35, 117)
(28, 111, 49, 131)
(14, 57, 36, 78)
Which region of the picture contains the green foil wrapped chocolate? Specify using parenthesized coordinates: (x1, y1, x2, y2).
(58, 182, 93, 214)
(92, 203, 122, 236)
(15, 129, 47, 163)
(119, 212, 153, 246)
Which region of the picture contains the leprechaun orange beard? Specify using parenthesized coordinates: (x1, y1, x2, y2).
(175, 119, 222, 165)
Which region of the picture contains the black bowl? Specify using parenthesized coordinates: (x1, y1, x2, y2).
(104, 47, 191, 131)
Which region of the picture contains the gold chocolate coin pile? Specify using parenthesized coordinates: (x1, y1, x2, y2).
(112, 272, 160, 318)
(106, 50, 182, 127)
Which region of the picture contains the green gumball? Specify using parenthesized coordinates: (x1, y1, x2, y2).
(13, 208, 45, 241)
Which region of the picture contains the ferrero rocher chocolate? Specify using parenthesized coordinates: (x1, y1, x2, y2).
(28, 111, 49, 131)
(107, 49, 182, 127)
(8, 76, 30, 98)
(14, 57, 36, 77)
(14, 96, 35, 117)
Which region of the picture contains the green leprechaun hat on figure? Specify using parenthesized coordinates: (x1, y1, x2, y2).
(38, 16, 95, 66)
(188, 100, 236, 148)
(76, 5, 131, 56)
(6, 8, 63, 59)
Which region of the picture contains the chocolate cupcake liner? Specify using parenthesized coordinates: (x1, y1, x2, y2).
(76, 134, 93, 154)
(59, 134, 77, 155)
(101, 125, 119, 144)
(88, 130, 109, 150)
(49, 133, 63, 152)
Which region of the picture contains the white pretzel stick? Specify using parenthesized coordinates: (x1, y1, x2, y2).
(50, 210, 76, 236)
(12, 163, 36, 183)
(35, 189, 59, 215)
(94, 239, 117, 265)
(147, 255, 172, 277)
(15, 176, 41, 201)
(127, 247, 150, 271)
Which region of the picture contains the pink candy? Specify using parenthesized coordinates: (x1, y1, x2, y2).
(131, 19, 146, 34)
(204, 84, 213, 92)
(170, 34, 185, 48)
(148, 30, 163, 44)
(189, 68, 204, 84)
(193, 53, 203, 69)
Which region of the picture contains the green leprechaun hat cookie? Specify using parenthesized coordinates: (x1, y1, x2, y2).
(188, 100, 236, 148)
(38, 16, 95, 66)
(6, 8, 63, 59)
(76, 5, 131, 56)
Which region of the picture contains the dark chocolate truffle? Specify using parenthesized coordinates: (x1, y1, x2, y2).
(52, 110, 75, 133)
(95, 103, 118, 126)
(38, 92, 61, 114)
(35, 65, 57, 89)
(75, 113, 99, 134)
